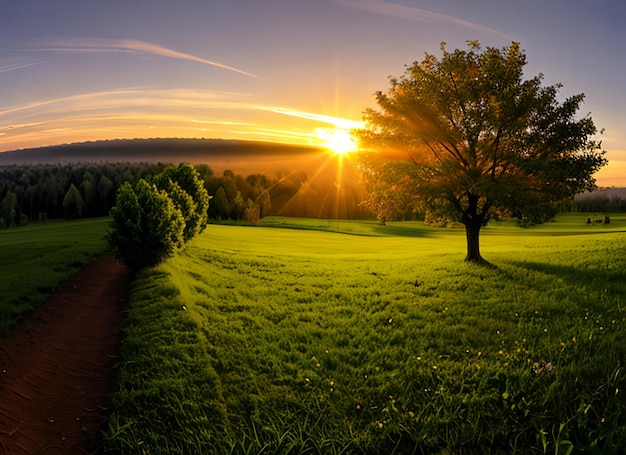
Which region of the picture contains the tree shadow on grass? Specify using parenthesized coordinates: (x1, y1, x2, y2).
(504, 259, 625, 309)
(469, 257, 499, 269)
(371, 223, 437, 238)
(258, 220, 438, 238)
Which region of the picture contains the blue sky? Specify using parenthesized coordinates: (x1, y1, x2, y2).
(0, 0, 624, 186)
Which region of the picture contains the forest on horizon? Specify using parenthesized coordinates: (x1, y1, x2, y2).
(0, 138, 623, 229)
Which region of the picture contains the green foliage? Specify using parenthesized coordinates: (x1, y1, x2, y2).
(0, 218, 108, 335)
(0, 162, 168, 221)
(155, 163, 211, 238)
(358, 156, 425, 224)
(63, 183, 84, 219)
(360, 41, 607, 262)
(210, 186, 231, 220)
(105, 214, 626, 454)
(206, 169, 314, 223)
(108, 180, 185, 271)
(243, 198, 260, 224)
(154, 176, 198, 241)
(108, 164, 213, 271)
(97, 174, 115, 214)
(1, 190, 18, 228)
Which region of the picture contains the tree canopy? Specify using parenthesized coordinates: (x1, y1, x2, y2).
(359, 41, 607, 262)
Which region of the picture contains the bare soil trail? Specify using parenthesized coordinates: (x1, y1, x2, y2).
(0, 255, 129, 455)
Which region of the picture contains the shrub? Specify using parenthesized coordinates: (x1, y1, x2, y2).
(108, 180, 185, 271)
(153, 177, 198, 241)
(154, 164, 210, 237)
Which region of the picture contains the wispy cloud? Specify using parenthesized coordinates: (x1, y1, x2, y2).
(0, 121, 47, 132)
(0, 89, 361, 131)
(230, 127, 315, 143)
(192, 119, 252, 126)
(266, 107, 365, 129)
(0, 87, 266, 149)
(0, 88, 145, 118)
(0, 60, 43, 73)
(0, 87, 366, 151)
(0, 88, 256, 120)
(27, 37, 260, 78)
(337, 0, 515, 40)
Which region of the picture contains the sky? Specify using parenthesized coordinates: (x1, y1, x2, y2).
(0, 0, 624, 186)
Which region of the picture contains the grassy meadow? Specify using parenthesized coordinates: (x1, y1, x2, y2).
(0, 218, 109, 335)
(105, 213, 626, 454)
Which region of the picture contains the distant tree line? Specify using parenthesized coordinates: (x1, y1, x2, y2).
(571, 194, 626, 213)
(203, 169, 309, 223)
(0, 162, 168, 227)
(2, 160, 621, 232)
(0, 162, 309, 229)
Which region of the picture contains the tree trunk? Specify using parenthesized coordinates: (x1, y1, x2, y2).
(461, 193, 487, 263)
(464, 218, 484, 263)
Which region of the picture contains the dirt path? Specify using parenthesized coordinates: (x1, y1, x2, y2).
(0, 255, 129, 455)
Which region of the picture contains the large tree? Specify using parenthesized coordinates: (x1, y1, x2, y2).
(360, 41, 606, 262)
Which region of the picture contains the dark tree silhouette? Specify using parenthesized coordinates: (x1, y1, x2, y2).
(63, 183, 84, 219)
(1, 191, 18, 228)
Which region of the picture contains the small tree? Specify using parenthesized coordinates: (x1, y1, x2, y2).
(107, 180, 185, 271)
(63, 183, 84, 219)
(1, 191, 18, 228)
(97, 174, 115, 215)
(211, 186, 231, 220)
(80, 172, 97, 217)
(255, 189, 272, 218)
(156, 164, 210, 236)
(231, 191, 245, 220)
(243, 198, 260, 224)
(360, 41, 607, 262)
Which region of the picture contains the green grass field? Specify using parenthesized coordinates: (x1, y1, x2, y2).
(0, 218, 109, 335)
(105, 213, 626, 454)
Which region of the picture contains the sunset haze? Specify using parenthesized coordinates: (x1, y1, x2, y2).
(1, 0, 624, 186)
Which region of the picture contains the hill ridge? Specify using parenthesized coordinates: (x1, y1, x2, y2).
(0, 138, 323, 166)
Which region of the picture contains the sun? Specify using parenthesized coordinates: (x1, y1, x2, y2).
(316, 127, 359, 155)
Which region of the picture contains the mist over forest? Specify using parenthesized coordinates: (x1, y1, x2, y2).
(0, 139, 369, 223)
(0, 138, 319, 172)
(0, 138, 623, 229)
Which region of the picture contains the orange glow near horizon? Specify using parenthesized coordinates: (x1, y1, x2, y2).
(0, 88, 370, 155)
(594, 155, 626, 188)
(266, 107, 365, 155)
(0, 87, 622, 189)
(315, 127, 360, 156)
